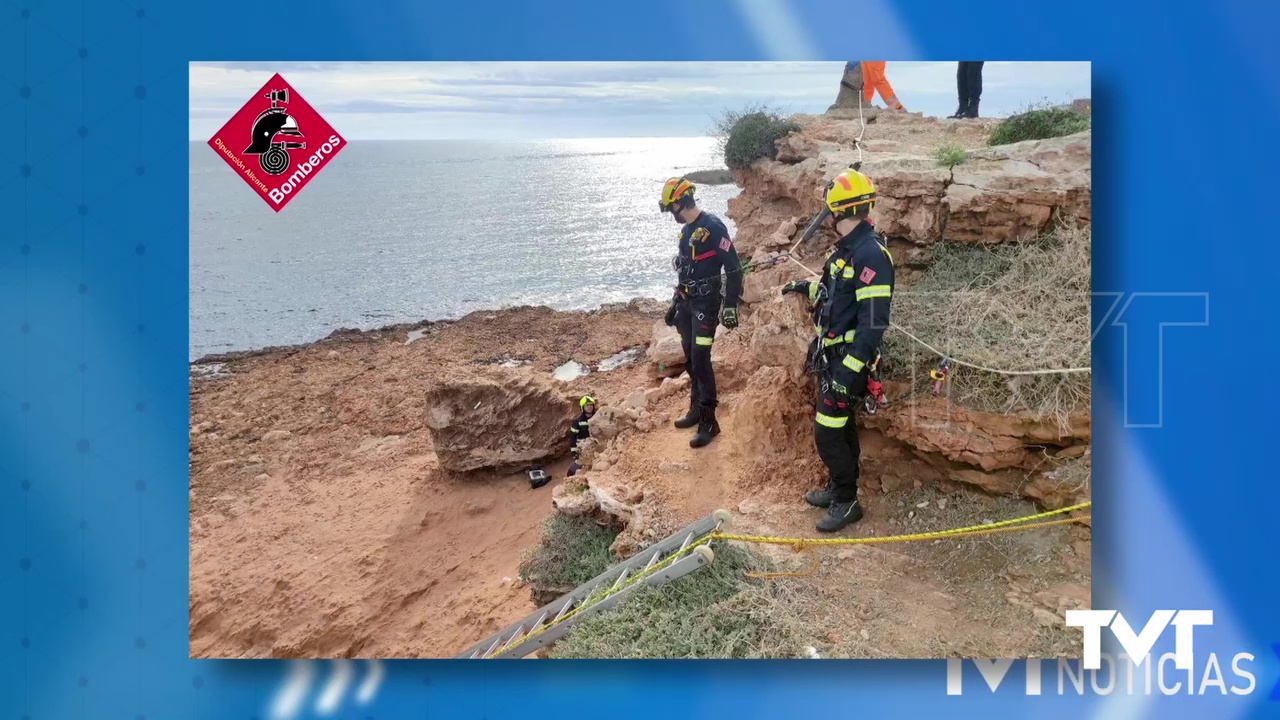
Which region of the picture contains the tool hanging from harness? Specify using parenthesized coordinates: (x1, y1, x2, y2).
(930, 357, 952, 396)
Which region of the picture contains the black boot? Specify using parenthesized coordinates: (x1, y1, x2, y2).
(948, 104, 965, 119)
(805, 481, 835, 508)
(689, 406, 720, 448)
(673, 402, 699, 430)
(816, 499, 864, 533)
(964, 99, 980, 119)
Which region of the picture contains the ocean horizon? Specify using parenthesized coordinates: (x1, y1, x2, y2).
(190, 137, 739, 361)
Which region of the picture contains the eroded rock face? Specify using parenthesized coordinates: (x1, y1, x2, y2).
(551, 472, 675, 560)
(423, 366, 574, 472)
(728, 112, 1091, 259)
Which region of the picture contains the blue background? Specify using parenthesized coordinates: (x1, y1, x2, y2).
(2, 0, 1279, 718)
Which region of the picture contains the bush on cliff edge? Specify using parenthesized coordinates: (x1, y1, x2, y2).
(715, 105, 801, 171)
(988, 106, 1090, 147)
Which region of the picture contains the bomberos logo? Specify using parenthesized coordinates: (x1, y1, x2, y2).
(207, 73, 346, 212)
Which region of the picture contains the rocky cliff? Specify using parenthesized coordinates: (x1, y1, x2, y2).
(189, 110, 1092, 660)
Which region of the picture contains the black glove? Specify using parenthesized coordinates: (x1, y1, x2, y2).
(664, 302, 678, 327)
(721, 305, 738, 329)
(781, 280, 809, 297)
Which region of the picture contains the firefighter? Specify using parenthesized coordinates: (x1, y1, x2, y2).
(861, 61, 905, 111)
(568, 395, 596, 453)
(951, 61, 985, 119)
(659, 177, 743, 448)
(782, 169, 894, 532)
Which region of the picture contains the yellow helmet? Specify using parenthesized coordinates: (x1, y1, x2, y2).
(824, 169, 876, 216)
(659, 177, 696, 212)
(580, 395, 597, 409)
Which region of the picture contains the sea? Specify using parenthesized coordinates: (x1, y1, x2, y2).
(189, 138, 739, 361)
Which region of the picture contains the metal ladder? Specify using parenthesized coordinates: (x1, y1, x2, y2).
(457, 508, 732, 659)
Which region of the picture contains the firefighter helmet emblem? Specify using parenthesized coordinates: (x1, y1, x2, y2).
(242, 88, 306, 176)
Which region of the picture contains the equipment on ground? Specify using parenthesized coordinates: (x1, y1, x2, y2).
(528, 468, 550, 489)
(457, 509, 731, 659)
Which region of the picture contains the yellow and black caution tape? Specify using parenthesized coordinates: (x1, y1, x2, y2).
(479, 501, 1091, 656)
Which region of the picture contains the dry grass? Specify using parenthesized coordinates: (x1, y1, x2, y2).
(884, 220, 1091, 429)
(548, 482, 1091, 659)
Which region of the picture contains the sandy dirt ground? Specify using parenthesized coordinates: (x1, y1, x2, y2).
(190, 303, 1088, 659)
(189, 304, 660, 658)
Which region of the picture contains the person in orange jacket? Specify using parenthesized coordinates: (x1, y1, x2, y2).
(861, 61, 905, 111)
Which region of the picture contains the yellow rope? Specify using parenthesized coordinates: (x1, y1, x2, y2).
(719, 501, 1091, 549)
(739, 515, 1089, 579)
(477, 501, 1091, 656)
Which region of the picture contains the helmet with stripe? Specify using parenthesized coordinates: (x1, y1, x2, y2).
(659, 177, 696, 213)
(823, 169, 876, 217)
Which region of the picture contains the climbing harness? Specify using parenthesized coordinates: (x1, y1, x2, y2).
(457, 501, 1093, 657)
(673, 253, 790, 299)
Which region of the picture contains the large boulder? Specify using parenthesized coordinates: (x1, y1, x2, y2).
(423, 366, 574, 472)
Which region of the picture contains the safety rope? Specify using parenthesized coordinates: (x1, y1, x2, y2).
(854, 83, 866, 167)
(477, 501, 1092, 656)
(741, 516, 1089, 579)
(783, 255, 1091, 377)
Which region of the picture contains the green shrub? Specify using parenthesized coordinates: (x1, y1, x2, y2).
(715, 105, 802, 171)
(933, 144, 968, 168)
(549, 543, 804, 659)
(988, 107, 1090, 147)
(518, 514, 617, 590)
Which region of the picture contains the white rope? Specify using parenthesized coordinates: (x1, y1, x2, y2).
(774, 82, 1086, 378)
(786, 90, 867, 259)
(854, 84, 866, 166)
(782, 256, 1091, 377)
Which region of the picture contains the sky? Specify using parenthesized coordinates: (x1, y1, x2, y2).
(189, 61, 1091, 141)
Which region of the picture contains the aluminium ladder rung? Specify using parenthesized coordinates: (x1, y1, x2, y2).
(491, 544, 716, 659)
(457, 508, 730, 659)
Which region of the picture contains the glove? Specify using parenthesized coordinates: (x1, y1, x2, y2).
(781, 280, 809, 297)
(664, 302, 678, 327)
(721, 305, 738, 329)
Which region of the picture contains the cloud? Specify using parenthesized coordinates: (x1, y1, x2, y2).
(189, 61, 1090, 140)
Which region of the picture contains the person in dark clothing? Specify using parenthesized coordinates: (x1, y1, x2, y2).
(782, 169, 895, 532)
(659, 177, 743, 449)
(568, 395, 596, 452)
(951, 61, 985, 119)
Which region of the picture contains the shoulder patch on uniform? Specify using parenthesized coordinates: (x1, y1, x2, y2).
(860, 266, 877, 283)
(719, 238, 732, 251)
